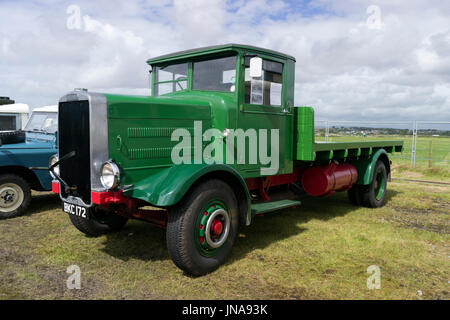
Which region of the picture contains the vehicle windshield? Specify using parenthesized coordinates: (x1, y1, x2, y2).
(193, 55, 237, 92)
(153, 63, 188, 96)
(152, 54, 238, 96)
(24, 112, 57, 133)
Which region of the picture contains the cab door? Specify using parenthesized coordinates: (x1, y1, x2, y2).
(234, 54, 293, 178)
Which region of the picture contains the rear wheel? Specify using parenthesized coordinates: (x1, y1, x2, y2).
(69, 207, 128, 237)
(361, 160, 388, 208)
(166, 179, 239, 276)
(0, 174, 31, 219)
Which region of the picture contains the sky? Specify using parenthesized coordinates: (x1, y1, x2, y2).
(0, 0, 449, 123)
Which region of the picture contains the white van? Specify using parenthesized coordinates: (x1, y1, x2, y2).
(0, 103, 30, 132)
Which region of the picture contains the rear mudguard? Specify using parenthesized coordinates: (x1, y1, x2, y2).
(122, 163, 252, 225)
(350, 149, 391, 185)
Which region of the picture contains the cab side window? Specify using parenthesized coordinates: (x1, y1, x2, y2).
(244, 58, 283, 106)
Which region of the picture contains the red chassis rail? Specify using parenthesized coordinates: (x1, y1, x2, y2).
(245, 168, 302, 201)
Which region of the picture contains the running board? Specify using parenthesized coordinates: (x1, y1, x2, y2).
(251, 199, 301, 215)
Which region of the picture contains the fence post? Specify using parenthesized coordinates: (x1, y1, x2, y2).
(411, 121, 417, 168)
(428, 140, 433, 168)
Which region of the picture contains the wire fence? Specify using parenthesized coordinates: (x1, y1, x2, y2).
(314, 120, 450, 169)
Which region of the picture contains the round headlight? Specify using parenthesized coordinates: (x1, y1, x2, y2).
(100, 161, 120, 190)
(49, 155, 59, 178)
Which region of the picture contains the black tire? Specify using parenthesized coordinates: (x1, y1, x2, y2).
(0, 131, 26, 145)
(68, 207, 128, 237)
(166, 179, 239, 276)
(360, 160, 388, 208)
(0, 174, 31, 219)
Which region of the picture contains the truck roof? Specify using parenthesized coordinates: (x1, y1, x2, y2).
(147, 43, 296, 65)
(0, 103, 29, 114)
(33, 105, 58, 113)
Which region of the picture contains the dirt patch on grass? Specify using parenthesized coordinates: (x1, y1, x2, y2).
(222, 273, 315, 300)
(0, 241, 104, 299)
(388, 206, 450, 234)
(432, 198, 450, 213)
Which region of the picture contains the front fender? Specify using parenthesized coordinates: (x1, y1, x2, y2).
(122, 163, 251, 223)
(0, 148, 54, 190)
(350, 148, 390, 185)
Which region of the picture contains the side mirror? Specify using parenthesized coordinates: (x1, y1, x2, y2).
(249, 57, 263, 78)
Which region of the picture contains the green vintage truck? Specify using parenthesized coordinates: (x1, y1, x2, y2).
(51, 44, 403, 276)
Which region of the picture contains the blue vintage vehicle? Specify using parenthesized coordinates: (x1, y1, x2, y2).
(0, 105, 57, 218)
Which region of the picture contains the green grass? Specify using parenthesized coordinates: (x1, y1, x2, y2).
(0, 175, 448, 300)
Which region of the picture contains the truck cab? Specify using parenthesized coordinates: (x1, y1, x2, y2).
(0, 105, 58, 219)
(53, 44, 403, 276)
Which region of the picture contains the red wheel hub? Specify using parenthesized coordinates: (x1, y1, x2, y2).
(211, 219, 223, 236)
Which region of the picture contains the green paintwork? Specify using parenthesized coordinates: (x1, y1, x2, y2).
(375, 171, 386, 200)
(105, 44, 298, 226)
(122, 163, 248, 205)
(251, 199, 301, 215)
(350, 148, 390, 185)
(147, 44, 296, 65)
(292, 103, 403, 164)
(313, 141, 403, 152)
(312, 141, 403, 164)
(97, 44, 403, 225)
(294, 107, 315, 161)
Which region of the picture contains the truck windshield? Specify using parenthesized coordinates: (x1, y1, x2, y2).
(154, 63, 188, 96)
(25, 112, 57, 133)
(193, 55, 237, 92)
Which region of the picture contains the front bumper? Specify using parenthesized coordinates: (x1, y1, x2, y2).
(52, 181, 132, 206)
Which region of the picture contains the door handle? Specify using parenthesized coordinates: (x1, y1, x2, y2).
(283, 102, 292, 113)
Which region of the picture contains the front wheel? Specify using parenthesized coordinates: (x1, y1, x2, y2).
(0, 174, 31, 219)
(166, 179, 239, 276)
(68, 207, 128, 237)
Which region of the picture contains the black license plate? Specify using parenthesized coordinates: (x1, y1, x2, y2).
(63, 202, 89, 219)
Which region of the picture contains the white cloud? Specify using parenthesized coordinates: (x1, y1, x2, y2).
(0, 0, 448, 123)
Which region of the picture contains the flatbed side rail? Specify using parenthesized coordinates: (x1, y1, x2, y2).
(311, 140, 404, 162)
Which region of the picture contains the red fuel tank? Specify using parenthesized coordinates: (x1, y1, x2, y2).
(301, 162, 358, 197)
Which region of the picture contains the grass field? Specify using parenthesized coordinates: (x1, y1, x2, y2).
(0, 168, 448, 300)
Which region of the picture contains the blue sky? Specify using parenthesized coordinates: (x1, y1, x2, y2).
(0, 0, 449, 123)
